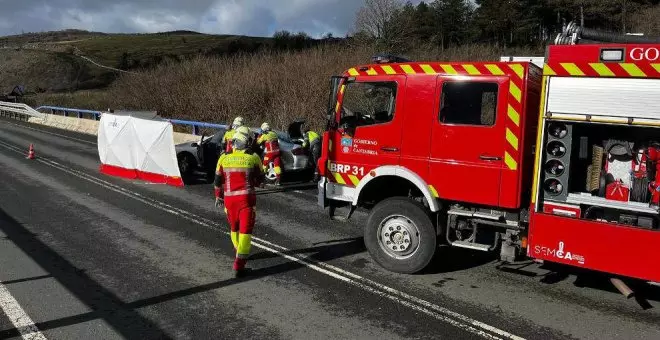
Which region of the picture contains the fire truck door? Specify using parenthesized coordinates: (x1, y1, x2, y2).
(429, 76, 509, 207)
(330, 76, 405, 185)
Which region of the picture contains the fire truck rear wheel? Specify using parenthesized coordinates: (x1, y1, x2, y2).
(365, 197, 436, 274)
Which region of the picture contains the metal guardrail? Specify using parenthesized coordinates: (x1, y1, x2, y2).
(167, 119, 228, 135)
(34, 105, 228, 136)
(0, 101, 46, 121)
(36, 105, 103, 120)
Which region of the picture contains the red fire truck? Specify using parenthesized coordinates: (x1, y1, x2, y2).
(317, 23, 660, 288)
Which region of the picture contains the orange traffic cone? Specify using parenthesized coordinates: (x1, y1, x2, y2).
(26, 144, 35, 159)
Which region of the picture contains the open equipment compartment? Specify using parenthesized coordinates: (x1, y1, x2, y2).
(539, 120, 660, 229)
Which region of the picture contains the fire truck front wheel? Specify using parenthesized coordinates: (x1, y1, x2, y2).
(365, 197, 436, 274)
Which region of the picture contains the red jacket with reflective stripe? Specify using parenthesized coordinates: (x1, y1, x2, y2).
(214, 150, 264, 199)
(257, 131, 280, 154)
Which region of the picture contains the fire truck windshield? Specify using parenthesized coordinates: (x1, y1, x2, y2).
(339, 81, 397, 127)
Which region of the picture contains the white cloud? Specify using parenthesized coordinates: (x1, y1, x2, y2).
(0, 0, 386, 37)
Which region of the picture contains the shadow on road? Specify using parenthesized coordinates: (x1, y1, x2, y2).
(0, 208, 364, 339)
(0, 207, 174, 340)
(419, 246, 498, 275)
(126, 237, 365, 310)
(498, 261, 660, 310)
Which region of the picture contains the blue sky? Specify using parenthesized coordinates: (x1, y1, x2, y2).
(0, 0, 422, 38)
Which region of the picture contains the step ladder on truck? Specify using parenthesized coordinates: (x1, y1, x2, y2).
(316, 22, 660, 296)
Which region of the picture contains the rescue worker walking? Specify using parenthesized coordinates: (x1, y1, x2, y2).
(214, 131, 264, 277)
(257, 122, 282, 185)
(302, 127, 321, 180)
(221, 116, 244, 154)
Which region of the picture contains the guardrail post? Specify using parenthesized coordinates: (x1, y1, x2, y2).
(192, 125, 199, 136)
(77, 111, 83, 119)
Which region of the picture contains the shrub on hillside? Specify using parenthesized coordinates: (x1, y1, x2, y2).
(38, 43, 539, 131)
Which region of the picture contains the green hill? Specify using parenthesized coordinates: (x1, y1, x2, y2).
(0, 29, 322, 96)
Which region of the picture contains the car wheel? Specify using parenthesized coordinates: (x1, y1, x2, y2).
(177, 153, 195, 178)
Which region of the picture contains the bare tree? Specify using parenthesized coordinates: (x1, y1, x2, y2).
(352, 0, 408, 49)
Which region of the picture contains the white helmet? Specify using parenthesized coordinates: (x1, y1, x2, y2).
(236, 126, 252, 144)
(232, 116, 244, 129)
(260, 122, 270, 132)
(231, 132, 249, 150)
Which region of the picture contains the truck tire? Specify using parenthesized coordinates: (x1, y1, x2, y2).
(365, 197, 436, 274)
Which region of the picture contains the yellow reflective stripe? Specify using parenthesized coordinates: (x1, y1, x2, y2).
(621, 63, 646, 77)
(401, 65, 416, 74)
(506, 128, 519, 151)
(381, 65, 396, 75)
(237, 233, 252, 255)
(366, 67, 378, 76)
(420, 64, 436, 75)
(531, 76, 549, 204)
(230, 231, 239, 248)
(348, 68, 359, 76)
(509, 64, 524, 79)
(462, 64, 481, 75)
(589, 63, 615, 77)
(509, 82, 522, 103)
(339, 84, 346, 94)
(543, 65, 557, 75)
(485, 64, 505, 75)
(428, 185, 439, 198)
(348, 175, 360, 187)
(274, 166, 282, 175)
(507, 104, 520, 127)
(440, 64, 458, 75)
(653, 64, 660, 74)
(333, 172, 346, 185)
(504, 152, 518, 170)
(560, 63, 585, 76)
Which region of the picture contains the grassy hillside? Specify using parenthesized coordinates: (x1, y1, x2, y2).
(0, 48, 114, 95)
(33, 44, 540, 131)
(0, 29, 321, 95)
(4, 29, 538, 131)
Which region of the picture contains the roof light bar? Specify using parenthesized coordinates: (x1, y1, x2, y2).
(371, 53, 412, 64)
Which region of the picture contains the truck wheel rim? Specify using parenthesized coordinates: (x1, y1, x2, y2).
(377, 215, 420, 260)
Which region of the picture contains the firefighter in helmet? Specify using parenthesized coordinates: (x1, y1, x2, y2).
(221, 116, 244, 154)
(302, 127, 321, 180)
(257, 122, 282, 185)
(214, 130, 264, 277)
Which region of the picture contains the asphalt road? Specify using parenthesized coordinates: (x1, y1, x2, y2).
(0, 117, 659, 340)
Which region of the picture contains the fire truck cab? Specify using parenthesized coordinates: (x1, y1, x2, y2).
(318, 55, 542, 273)
(318, 27, 660, 284)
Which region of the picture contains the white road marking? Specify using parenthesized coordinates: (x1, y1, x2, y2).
(0, 140, 525, 340)
(0, 282, 47, 340)
(3, 121, 97, 146)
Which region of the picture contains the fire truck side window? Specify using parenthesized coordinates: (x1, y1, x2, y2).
(340, 81, 397, 127)
(439, 82, 498, 126)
